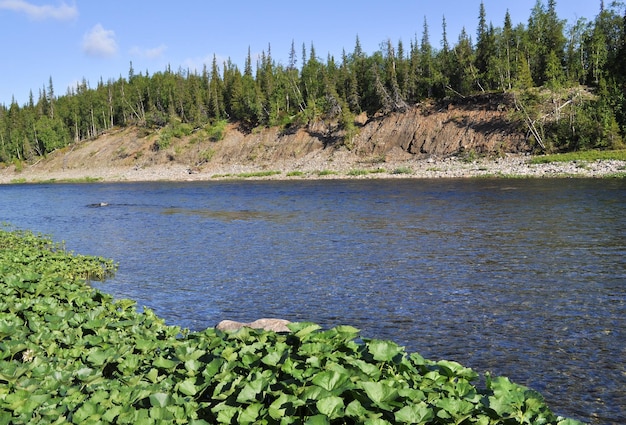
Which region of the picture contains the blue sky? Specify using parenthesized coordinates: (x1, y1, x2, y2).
(1, 0, 603, 106)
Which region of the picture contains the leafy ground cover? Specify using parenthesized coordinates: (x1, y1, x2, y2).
(529, 149, 626, 164)
(0, 227, 585, 424)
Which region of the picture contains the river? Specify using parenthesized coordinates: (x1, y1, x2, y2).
(1, 178, 624, 424)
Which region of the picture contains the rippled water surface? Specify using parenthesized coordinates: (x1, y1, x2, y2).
(1, 178, 624, 424)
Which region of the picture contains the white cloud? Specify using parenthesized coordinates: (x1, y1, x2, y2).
(130, 44, 167, 60)
(0, 0, 77, 21)
(82, 24, 117, 58)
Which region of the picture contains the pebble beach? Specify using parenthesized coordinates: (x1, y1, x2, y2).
(1, 153, 624, 184)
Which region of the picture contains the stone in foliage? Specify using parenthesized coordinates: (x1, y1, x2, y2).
(216, 318, 292, 332)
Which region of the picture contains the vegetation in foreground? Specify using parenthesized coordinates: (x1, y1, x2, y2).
(0, 227, 585, 424)
(529, 149, 626, 163)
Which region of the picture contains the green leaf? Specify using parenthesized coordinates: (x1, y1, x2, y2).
(236, 376, 267, 403)
(72, 400, 103, 423)
(302, 385, 332, 401)
(345, 399, 368, 419)
(150, 406, 174, 421)
(394, 402, 435, 424)
(261, 349, 284, 367)
(316, 396, 345, 419)
(149, 392, 171, 408)
(87, 348, 113, 366)
(269, 393, 294, 420)
(436, 397, 475, 417)
(435, 359, 478, 380)
(184, 358, 203, 375)
(177, 378, 197, 396)
(360, 381, 399, 407)
(311, 369, 351, 394)
(74, 367, 100, 383)
(238, 403, 263, 424)
(189, 420, 212, 425)
(333, 325, 360, 336)
(557, 419, 587, 425)
(201, 357, 224, 380)
(102, 405, 123, 422)
(364, 418, 393, 425)
(305, 414, 331, 425)
(366, 339, 404, 362)
(291, 322, 322, 339)
(153, 356, 179, 371)
(174, 345, 205, 362)
(351, 359, 381, 379)
(145, 368, 159, 383)
(211, 402, 239, 424)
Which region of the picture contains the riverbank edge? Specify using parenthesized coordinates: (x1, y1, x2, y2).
(1, 154, 626, 184)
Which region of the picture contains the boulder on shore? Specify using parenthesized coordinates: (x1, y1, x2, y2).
(216, 318, 292, 333)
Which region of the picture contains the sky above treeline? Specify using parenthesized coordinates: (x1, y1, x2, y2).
(1, 0, 603, 106)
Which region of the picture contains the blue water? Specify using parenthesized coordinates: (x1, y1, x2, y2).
(1, 178, 624, 424)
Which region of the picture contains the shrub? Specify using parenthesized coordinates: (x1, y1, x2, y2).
(207, 119, 228, 142)
(348, 168, 369, 176)
(236, 170, 281, 178)
(317, 169, 338, 176)
(392, 166, 413, 175)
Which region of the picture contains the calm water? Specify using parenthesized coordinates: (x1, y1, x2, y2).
(1, 178, 624, 424)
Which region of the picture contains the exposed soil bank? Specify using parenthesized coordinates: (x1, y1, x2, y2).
(1, 95, 624, 183)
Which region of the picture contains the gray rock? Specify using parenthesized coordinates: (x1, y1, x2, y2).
(216, 318, 292, 333)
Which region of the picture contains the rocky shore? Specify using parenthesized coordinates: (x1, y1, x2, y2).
(0, 152, 624, 184)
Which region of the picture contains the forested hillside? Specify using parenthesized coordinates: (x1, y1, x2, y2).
(1, 0, 625, 166)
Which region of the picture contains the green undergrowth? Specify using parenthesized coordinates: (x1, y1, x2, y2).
(236, 171, 282, 178)
(530, 149, 626, 164)
(0, 228, 585, 424)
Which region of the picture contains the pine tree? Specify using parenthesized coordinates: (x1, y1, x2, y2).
(475, 1, 488, 76)
(419, 16, 435, 97)
(47, 77, 55, 119)
(450, 28, 476, 96)
(502, 10, 515, 89)
(565, 17, 587, 84)
(515, 54, 534, 90)
(438, 16, 454, 93)
(527, 0, 566, 85)
(475, 2, 498, 90)
(382, 39, 408, 112)
(339, 49, 360, 113)
(288, 39, 297, 70)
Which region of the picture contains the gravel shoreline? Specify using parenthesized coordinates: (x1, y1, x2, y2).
(1, 154, 625, 184)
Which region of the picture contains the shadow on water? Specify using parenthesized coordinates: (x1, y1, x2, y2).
(162, 207, 296, 222)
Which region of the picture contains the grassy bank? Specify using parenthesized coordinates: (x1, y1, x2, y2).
(529, 149, 626, 164)
(0, 227, 584, 424)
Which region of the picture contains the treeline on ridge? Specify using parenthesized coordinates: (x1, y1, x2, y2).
(1, 0, 625, 165)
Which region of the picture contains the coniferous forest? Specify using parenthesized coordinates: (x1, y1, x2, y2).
(1, 0, 625, 165)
